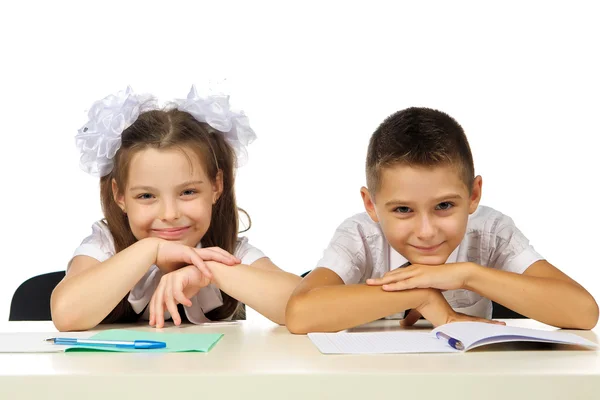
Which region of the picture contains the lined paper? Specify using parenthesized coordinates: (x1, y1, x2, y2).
(308, 331, 456, 354)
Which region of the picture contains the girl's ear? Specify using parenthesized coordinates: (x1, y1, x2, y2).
(112, 179, 126, 212)
(212, 170, 224, 204)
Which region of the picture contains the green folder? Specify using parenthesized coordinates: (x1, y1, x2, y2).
(64, 329, 223, 353)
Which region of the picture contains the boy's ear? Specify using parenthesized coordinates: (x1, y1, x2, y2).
(469, 175, 483, 214)
(112, 179, 126, 212)
(212, 170, 224, 204)
(360, 186, 379, 223)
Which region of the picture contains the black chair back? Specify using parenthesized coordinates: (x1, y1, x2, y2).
(9, 271, 65, 321)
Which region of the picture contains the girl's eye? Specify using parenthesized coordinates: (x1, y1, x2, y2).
(137, 193, 154, 200)
(394, 206, 412, 214)
(436, 202, 454, 211)
(182, 189, 197, 196)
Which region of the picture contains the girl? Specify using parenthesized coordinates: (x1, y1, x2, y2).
(51, 87, 301, 331)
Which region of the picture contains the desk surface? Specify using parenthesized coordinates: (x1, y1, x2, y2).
(1, 317, 599, 400)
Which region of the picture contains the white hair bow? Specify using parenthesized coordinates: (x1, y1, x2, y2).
(75, 86, 256, 177)
(174, 85, 257, 168)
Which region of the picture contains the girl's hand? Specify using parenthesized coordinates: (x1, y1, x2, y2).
(367, 262, 476, 292)
(149, 265, 212, 328)
(154, 239, 241, 278)
(405, 289, 506, 328)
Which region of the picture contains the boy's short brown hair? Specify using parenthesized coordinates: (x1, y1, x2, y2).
(366, 107, 475, 195)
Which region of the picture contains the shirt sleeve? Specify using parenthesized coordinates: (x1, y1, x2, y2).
(69, 221, 116, 269)
(234, 237, 267, 265)
(488, 214, 544, 274)
(316, 217, 369, 284)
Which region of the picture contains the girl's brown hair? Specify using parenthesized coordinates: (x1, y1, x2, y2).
(99, 108, 245, 323)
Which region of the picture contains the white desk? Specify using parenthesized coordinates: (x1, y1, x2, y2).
(0, 318, 598, 400)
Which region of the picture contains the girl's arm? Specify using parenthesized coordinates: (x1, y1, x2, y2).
(206, 258, 302, 324)
(51, 238, 239, 331)
(51, 238, 161, 332)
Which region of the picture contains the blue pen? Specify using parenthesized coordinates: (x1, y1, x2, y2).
(45, 337, 166, 349)
(435, 331, 465, 350)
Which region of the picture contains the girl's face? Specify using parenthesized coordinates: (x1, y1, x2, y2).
(113, 147, 222, 247)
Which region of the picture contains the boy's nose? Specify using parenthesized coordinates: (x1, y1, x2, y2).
(415, 215, 436, 240)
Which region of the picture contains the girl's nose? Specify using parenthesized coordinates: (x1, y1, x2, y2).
(159, 199, 180, 221)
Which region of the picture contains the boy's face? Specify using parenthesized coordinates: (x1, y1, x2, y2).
(361, 164, 482, 266)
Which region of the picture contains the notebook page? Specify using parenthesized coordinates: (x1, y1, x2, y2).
(432, 322, 598, 350)
(308, 331, 456, 354)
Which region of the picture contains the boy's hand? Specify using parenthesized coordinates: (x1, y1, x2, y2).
(403, 289, 505, 328)
(149, 265, 213, 328)
(367, 262, 476, 292)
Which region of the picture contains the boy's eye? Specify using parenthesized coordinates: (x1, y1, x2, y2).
(394, 206, 412, 214)
(436, 202, 454, 211)
(137, 193, 154, 200)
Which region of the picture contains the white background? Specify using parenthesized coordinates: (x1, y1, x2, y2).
(1, 1, 598, 325)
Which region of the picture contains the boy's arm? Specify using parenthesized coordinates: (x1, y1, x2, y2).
(286, 267, 445, 334)
(369, 260, 599, 329)
(466, 260, 599, 329)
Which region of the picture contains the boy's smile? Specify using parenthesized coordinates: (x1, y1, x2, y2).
(362, 164, 482, 265)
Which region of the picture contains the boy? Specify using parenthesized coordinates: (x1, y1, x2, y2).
(286, 107, 598, 333)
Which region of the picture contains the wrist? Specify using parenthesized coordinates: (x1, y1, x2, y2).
(204, 261, 223, 287)
(184, 280, 204, 299)
(141, 237, 162, 264)
(463, 262, 482, 291)
(132, 237, 162, 264)
(416, 288, 439, 309)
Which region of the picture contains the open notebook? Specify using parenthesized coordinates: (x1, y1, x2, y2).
(308, 321, 598, 354)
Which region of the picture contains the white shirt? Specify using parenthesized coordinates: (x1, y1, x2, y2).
(70, 221, 266, 323)
(316, 205, 544, 319)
